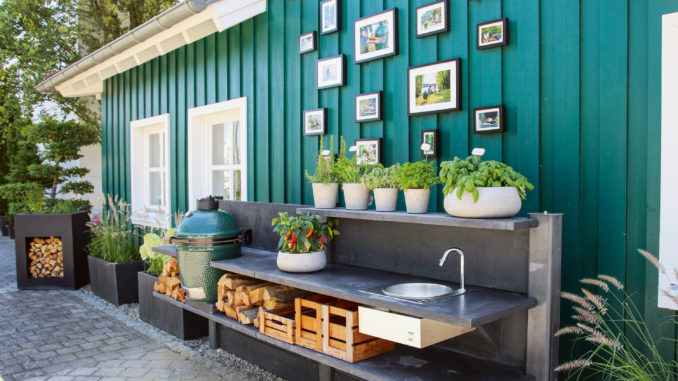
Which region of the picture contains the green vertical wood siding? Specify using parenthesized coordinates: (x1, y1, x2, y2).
(100, 0, 678, 365)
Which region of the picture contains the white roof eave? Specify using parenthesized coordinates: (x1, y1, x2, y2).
(37, 0, 266, 98)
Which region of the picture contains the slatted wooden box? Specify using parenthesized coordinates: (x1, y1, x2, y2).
(322, 300, 395, 363)
(295, 294, 338, 350)
(259, 306, 296, 344)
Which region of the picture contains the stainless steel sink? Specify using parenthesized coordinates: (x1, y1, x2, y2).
(382, 282, 457, 300)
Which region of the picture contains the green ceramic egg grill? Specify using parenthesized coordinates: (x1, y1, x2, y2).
(174, 197, 242, 303)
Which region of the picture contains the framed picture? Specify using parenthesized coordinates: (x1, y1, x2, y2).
(407, 58, 461, 116)
(354, 8, 398, 64)
(416, 1, 449, 38)
(303, 108, 327, 136)
(420, 129, 439, 158)
(320, 0, 340, 35)
(354, 138, 382, 165)
(299, 31, 316, 54)
(473, 105, 505, 134)
(355, 91, 382, 123)
(476, 18, 508, 50)
(317, 55, 345, 90)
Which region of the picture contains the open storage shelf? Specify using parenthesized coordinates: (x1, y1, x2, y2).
(153, 291, 530, 381)
(296, 207, 539, 231)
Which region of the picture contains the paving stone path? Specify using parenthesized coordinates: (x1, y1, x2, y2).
(0, 236, 255, 381)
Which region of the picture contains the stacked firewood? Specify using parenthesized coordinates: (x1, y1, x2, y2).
(215, 273, 310, 326)
(153, 258, 185, 302)
(28, 237, 64, 278)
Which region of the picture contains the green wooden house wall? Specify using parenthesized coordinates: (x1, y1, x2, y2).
(101, 0, 678, 365)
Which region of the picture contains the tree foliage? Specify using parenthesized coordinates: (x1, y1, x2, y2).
(0, 0, 179, 218)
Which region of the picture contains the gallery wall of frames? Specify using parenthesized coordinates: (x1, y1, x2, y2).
(101, 0, 542, 216)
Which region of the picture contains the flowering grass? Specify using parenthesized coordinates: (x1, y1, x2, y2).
(556, 249, 678, 380)
(87, 195, 140, 264)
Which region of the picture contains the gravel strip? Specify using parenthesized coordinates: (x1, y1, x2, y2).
(79, 284, 285, 381)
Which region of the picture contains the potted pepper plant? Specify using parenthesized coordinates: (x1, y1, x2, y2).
(395, 160, 439, 214)
(335, 137, 372, 210)
(439, 150, 534, 218)
(361, 164, 400, 212)
(306, 136, 339, 209)
(272, 212, 338, 273)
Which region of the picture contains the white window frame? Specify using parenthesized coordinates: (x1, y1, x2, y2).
(187, 97, 248, 211)
(130, 113, 171, 228)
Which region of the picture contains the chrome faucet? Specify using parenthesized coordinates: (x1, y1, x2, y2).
(440, 248, 465, 293)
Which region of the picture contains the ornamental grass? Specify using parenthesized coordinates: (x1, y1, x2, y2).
(556, 249, 678, 380)
(87, 195, 140, 264)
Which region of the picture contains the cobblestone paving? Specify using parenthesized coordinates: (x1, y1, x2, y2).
(0, 236, 255, 381)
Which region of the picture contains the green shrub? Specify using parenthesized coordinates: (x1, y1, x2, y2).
(395, 160, 439, 190)
(334, 137, 375, 184)
(87, 195, 140, 264)
(361, 164, 400, 190)
(439, 155, 534, 202)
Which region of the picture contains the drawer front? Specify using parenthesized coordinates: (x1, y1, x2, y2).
(358, 306, 424, 348)
(358, 306, 475, 349)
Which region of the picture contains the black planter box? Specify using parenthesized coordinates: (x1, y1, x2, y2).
(138, 272, 208, 339)
(15, 212, 90, 289)
(88, 255, 144, 305)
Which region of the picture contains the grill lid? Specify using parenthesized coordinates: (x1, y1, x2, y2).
(174, 196, 240, 242)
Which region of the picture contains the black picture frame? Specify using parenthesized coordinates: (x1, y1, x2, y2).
(317, 55, 346, 90)
(354, 91, 383, 123)
(415, 0, 449, 39)
(407, 58, 461, 116)
(353, 8, 399, 64)
(303, 108, 328, 136)
(420, 129, 439, 158)
(320, 0, 340, 35)
(476, 18, 509, 50)
(354, 138, 382, 165)
(299, 31, 317, 54)
(473, 105, 505, 134)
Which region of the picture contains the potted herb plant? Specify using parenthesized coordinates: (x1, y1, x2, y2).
(361, 164, 400, 212)
(395, 160, 439, 214)
(87, 195, 145, 305)
(335, 137, 372, 210)
(306, 136, 339, 209)
(272, 212, 338, 273)
(439, 152, 534, 218)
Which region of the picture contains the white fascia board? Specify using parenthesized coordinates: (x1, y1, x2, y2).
(53, 0, 266, 98)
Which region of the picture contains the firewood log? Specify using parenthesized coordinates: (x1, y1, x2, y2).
(263, 299, 294, 310)
(238, 308, 259, 325)
(222, 277, 262, 290)
(224, 305, 238, 319)
(226, 291, 236, 306)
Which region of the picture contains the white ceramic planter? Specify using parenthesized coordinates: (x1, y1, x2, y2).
(443, 186, 522, 218)
(404, 188, 430, 214)
(312, 183, 338, 209)
(276, 250, 327, 273)
(374, 188, 398, 212)
(343, 183, 370, 210)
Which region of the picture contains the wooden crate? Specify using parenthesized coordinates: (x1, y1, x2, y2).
(322, 300, 396, 363)
(295, 294, 338, 350)
(259, 306, 296, 344)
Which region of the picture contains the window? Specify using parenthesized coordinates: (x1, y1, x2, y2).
(130, 114, 171, 228)
(188, 98, 247, 211)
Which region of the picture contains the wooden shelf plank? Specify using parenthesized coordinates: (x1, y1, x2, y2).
(153, 292, 529, 381)
(296, 208, 539, 231)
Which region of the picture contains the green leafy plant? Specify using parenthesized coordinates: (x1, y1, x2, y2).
(87, 195, 140, 264)
(555, 249, 678, 380)
(305, 136, 339, 184)
(439, 155, 534, 202)
(361, 164, 400, 190)
(395, 160, 439, 190)
(140, 230, 175, 276)
(272, 213, 338, 254)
